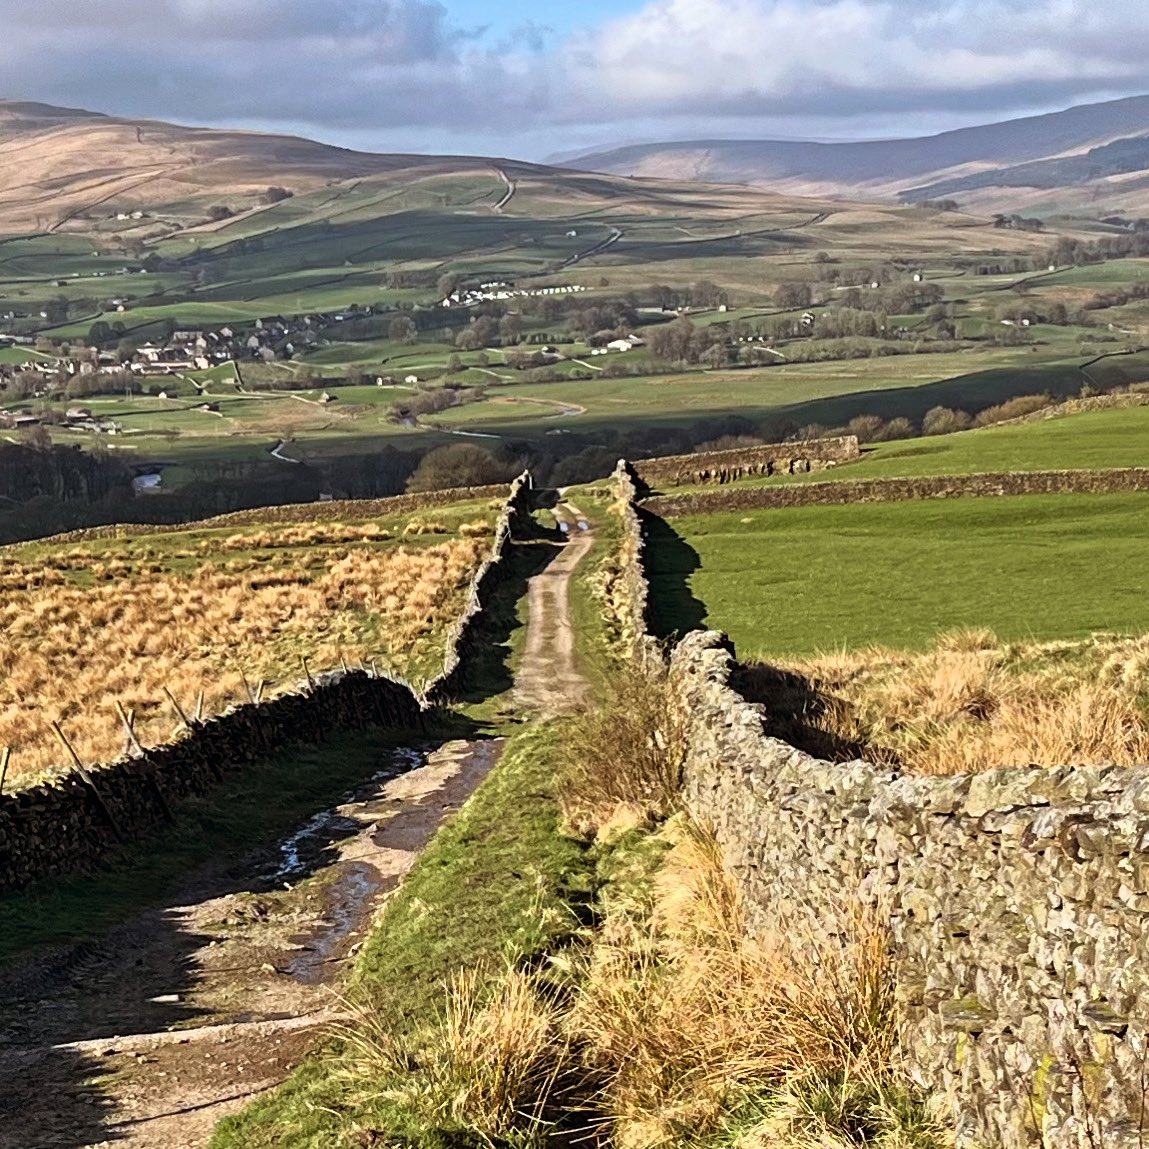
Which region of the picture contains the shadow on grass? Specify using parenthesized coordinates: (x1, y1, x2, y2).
(641, 509, 708, 640)
(435, 540, 558, 707)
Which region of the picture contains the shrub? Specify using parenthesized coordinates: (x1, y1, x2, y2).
(406, 443, 517, 493)
(921, 406, 972, 436)
(846, 415, 886, 443)
(973, 393, 1053, 426)
(870, 416, 916, 441)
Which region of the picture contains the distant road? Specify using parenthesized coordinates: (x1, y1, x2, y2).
(493, 168, 516, 213)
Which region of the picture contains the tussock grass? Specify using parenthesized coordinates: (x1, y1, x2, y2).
(555, 664, 687, 838)
(0, 525, 489, 785)
(748, 629, 1149, 774)
(340, 817, 945, 1149)
(333, 967, 569, 1148)
(566, 818, 944, 1149)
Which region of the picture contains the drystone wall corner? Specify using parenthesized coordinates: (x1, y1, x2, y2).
(669, 629, 1149, 1149)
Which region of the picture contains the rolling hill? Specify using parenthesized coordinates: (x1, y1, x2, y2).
(0, 100, 567, 234)
(567, 95, 1149, 216)
(0, 99, 818, 237)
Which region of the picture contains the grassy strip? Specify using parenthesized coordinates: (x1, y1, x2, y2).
(0, 725, 435, 964)
(653, 492, 1149, 656)
(210, 721, 595, 1149)
(564, 481, 628, 695)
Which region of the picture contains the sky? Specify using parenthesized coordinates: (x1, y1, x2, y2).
(1, 0, 1148, 160)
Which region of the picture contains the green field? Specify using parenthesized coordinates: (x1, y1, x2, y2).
(649, 493, 1149, 657)
(651, 404, 1149, 495)
(4, 158, 1149, 527)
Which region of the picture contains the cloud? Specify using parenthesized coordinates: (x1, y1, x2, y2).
(559, 0, 1149, 124)
(0, 0, 1148, 152)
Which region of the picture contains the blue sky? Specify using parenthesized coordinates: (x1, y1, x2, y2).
(0, 0, 1147, 160)
(446, 0, 627, 39)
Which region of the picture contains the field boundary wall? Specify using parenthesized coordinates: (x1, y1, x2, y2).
(5, 483, 514, 550)
(644, 466, 1149, 516)
(0, 477, 535, 892)
(631, 435, 859, 490)
(612, 460, 1149, 1147)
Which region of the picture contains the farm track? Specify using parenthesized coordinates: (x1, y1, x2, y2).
(515, 507, 593, 715)
(0, 523, 593, 1148)
(492, 168, 516, 213)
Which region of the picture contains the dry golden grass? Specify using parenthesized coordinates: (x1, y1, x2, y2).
(0, 523, 490, 786)
(336, 816, 945, 1149)
(568, 818, 931, 1149)
(769, 629, 1149, 775)
(556, 666, 687, 839)
(334, 966, 567, 1147)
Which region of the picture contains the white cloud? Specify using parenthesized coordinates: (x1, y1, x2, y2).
(560, 0, 1147, 122)
(0, 0, 1147, 152)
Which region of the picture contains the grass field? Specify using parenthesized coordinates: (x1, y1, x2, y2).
(0, 497, 502, 786)
(649, 493, 1149, 657)
(652, 403, 1149, 494)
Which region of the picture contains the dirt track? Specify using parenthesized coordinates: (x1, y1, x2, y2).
(0, 739, 503, 1149)
(515, 510, 593, 716)
(0, 517, 594, 1149)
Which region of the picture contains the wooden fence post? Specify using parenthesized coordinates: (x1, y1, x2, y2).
(115, 702, 174, 824)
(50, 721, 123, 840)
(163, 687, 194, 732)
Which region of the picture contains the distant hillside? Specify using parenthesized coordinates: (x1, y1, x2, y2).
(567, 96, 1149, 216)
(0, 100, 558, 234)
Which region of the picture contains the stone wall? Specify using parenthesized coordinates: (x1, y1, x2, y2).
(11, 483, 514, 550)
(0, 477, 535, 891)
(605, 461, 652, 659)
(0, 671, 422, 891)
(632, 436, 859, 490)
(644, 466, 1149, 517)
(425, 472, 534, 701)
(671, 632, 1149, 1148)
(610, 462, 1149, 1145)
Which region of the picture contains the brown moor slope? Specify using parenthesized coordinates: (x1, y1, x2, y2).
(0, 100, 544, 234)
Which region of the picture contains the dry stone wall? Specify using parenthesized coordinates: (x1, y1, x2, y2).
(425, 472, 534, 701)
(10, 483, 513, 550)
(0, 671, 422, 891)
(672, 633, 1149, 1149)
(0, 477, 535, 891)
(645, 467, 1149, 517)
(612, 461, 1149, 1146)
(603, 461, 653, 659)
(632, 436, 859, 490)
